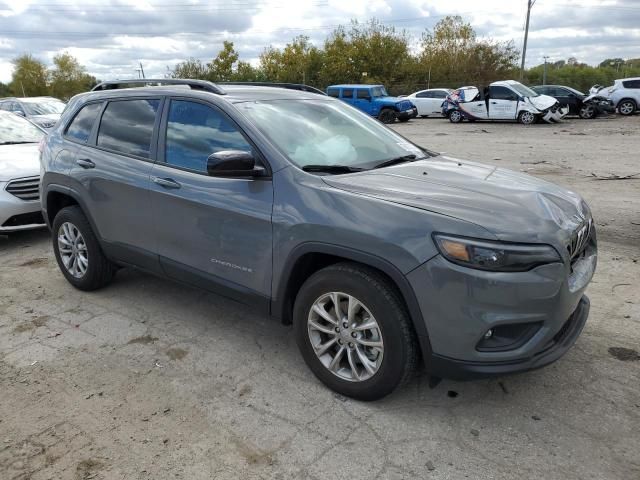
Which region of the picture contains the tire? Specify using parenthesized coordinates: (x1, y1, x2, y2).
(378, 109, 396, 124)
(448, 109, 463, 123)
(52, 206, 115, 291)
(518, 110, 537, 125)
(618, 99, 636, 116)
(579, 103, 596, 119)
(398, 117, 410, 123)
(293, 262, 418, 401)
(420, 115, 429, 118)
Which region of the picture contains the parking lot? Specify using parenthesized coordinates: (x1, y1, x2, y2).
(1, 115, 638, 479)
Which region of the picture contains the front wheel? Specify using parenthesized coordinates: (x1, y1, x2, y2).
(579, 104, 596, 119)
(378, 109, 396, 124)
(448, 109, 463, 123)
(518, 110, 537, 125)
(618, 99, 636, 116)
(52, 206, 116, 291)
(293, 263, 418, 401)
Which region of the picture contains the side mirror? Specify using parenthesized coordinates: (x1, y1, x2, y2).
(206, 150, 266, 178)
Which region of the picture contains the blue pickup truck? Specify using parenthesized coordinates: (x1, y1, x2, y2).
(327, 84, 416, 123)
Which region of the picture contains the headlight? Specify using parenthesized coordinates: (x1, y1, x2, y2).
(433, 234, 561, 272)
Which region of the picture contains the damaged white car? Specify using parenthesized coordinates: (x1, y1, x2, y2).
(442, 80, 569, 124)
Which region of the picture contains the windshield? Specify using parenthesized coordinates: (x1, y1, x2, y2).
(0, 113, 44, 144)
(22, 100, 66, 116)
(371, 87, 388, 97)
(508, 82, 539, 98)
(236, 99, 426, 170)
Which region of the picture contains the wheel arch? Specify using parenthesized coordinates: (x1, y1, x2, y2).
(272, 243, 433, 358)
(44, 185, 101, 240)
(617, 97, 637, 108)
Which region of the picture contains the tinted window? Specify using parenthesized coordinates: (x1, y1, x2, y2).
(97, 99, 160, 158)
(356, 89, 370, 99)
(165, 100, 253, 173)
(416, 91, 431, 98)
(0, 102, 9, 111)
(490, 86, 516, 100)
(327, 89, 339, 98)
(341, 89, 354, 99)
(432, 90, 448, 99)
(622, 80, 640, 89)
(65, 103, 102, 144)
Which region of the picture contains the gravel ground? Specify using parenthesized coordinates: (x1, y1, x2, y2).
(1, 114, 639, 480)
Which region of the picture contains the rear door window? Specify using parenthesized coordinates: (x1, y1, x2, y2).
(622, 80, 640, 89)
(65, 102, 102, 144)
(327, 89, 339, 98)
(432, 90, 448, 98)
(97, 99, 160, 158)
(356, 89, 370, 99)
(341, 89, 354, 99)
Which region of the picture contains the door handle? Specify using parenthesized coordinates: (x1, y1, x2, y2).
(491, 101, 498, 104)
(152, 176, 181, 189)
(76, 158, 95, 169)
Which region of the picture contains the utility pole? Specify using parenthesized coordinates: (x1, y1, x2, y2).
(543, 56, 549, 85)
(520, 0, 535, 81)
(139, 62, 146, 79)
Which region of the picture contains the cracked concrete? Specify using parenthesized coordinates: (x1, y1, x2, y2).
(1, 115, 639, 479)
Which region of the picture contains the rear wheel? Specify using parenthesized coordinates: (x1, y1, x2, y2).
(579, 103, 596, 119)
(52, 206, 116, 291)
(448, 110, 463, 123)
(618, 99, 636, 116)
(293, 263, 418, 401)
(378, 109, 396, 124)
(518, 110, 537, 125)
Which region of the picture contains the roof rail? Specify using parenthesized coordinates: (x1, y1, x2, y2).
(91, 79, 226, 95)
(221, 82, 326, 95)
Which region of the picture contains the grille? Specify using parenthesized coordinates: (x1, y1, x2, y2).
(567, 218, 592, 261)
(5, 176, 40, 201)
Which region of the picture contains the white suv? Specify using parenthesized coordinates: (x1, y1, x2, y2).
(607, 77, 640, 116)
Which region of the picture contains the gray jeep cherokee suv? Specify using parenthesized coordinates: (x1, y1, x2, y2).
(40, 79, 596, 400)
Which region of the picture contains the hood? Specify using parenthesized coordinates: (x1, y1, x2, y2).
(30, 114, 60, 128)
(0, 143, 41, 181)
(528, 94, 557, 111)
(322, 157, 589, 244)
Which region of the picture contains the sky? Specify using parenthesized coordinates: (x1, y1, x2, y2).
(0, 0, 638, 84)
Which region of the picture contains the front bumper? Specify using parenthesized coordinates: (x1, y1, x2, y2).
(397, 108, 416, 120)
(428, 295, 590, 380)
(542, 105, 569, 123)
(0, 180, 46, 233)
(406, 241, 596, 380)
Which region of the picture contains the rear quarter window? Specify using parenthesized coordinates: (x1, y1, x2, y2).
(327, 89, 339, 98)
(65, 102, 103, 144)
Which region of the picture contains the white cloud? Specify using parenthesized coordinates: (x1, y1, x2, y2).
(0, 0, 638, 83)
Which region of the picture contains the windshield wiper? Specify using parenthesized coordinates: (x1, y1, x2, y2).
(0, 141, 37, 145)
(373, 154, 423, 169)
(302, 164, 365, 174)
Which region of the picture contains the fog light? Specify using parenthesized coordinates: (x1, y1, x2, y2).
(483, 329, 494, 339)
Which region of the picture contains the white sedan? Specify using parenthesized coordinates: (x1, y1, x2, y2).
(0, 111, 47, 233)
(404, 88, 452, 117)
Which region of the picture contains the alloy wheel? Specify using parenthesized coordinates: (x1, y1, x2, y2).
(307, 292, 384, 382)
(57, 222, 89, 278)
(449, 110, 462, 123)
(619, 101, 635, 115)
(520, 111, 535, 124)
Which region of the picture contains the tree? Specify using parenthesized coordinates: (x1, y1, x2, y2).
(419, 16, 519, 89)
(171, 57, 207, 79)
(259, 36, 324, 85)
(9, 54, 48, 96)
(207, 41, 239, 82)
(0, 82, 10, 97)
(49, 52, 96, 100)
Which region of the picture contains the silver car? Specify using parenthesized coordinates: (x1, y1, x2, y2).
(0, 96, 66, 129)
(0, 111, 46, 233)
